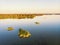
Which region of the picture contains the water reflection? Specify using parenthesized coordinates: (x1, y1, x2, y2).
(0, 15, 60, 45)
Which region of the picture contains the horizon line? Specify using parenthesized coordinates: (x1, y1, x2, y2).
(0, 13, 60, 15)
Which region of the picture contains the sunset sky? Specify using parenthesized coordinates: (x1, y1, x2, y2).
(0, 0, 60, 14)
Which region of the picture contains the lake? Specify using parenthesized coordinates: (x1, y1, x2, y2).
(0, 15, 60, 45)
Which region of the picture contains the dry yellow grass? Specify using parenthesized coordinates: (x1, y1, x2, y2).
(0, 14, 43, 19)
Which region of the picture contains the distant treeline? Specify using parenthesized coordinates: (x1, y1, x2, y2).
(0, 14, 36, 19)
(0, 14, 59, 19)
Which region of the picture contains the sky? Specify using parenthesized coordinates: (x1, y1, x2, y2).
(0, 0, 60, 14)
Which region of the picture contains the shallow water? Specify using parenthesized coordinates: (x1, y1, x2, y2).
(0, 15, 60, 45)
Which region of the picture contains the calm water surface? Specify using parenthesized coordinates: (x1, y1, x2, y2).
(0, 15, 60, 45)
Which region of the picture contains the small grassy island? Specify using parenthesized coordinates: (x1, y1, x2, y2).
(18, 28, 31, 38)
(35, 22, 40, 24)
(7, 27, 14, 31)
